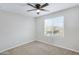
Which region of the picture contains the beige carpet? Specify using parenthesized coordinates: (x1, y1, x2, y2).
(1, 41, 79, 55)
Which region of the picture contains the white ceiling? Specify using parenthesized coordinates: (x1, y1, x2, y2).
(0, 3, 79, 17)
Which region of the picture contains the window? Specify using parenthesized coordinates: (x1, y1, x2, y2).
(44, 16, 64, 37)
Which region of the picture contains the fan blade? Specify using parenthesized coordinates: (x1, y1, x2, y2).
(27, 3, 35, 8)
(27, 9, 36, 11)
(41, 3, 49, 8)
(40, 9, 49, 11)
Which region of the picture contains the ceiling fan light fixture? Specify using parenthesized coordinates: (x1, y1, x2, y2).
(36, 9, 40, 14)
(36, 9, 40, 13)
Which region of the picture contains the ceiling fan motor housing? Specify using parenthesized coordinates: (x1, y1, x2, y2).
(35, 4, 41, 9)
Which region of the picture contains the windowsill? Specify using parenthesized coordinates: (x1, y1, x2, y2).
(44, 34, 64, 39)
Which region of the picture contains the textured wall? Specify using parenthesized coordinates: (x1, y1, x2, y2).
(36, 6, 79, 52)
(0, 11, 35, 52)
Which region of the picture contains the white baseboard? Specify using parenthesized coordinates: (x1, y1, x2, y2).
(0, 40, 34, 53)
(37, 40, 79, 53)
(1, 39, 79, 54)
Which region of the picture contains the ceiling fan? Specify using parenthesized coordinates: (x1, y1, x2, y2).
(27, 3, 49, 14)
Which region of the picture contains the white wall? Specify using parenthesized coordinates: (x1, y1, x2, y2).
(0, 10, 35, 52)
(35, 6, 79, 52)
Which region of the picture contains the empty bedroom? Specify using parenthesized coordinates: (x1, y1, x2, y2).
(0, 3, 79, 55)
